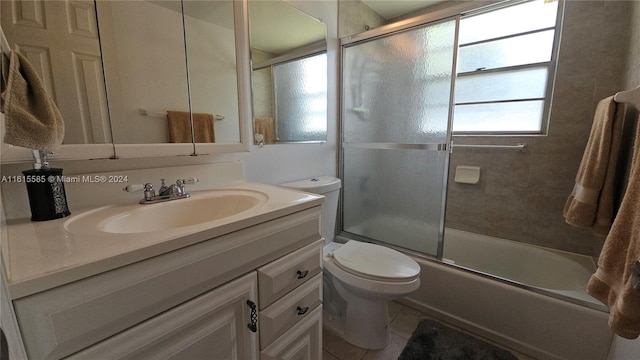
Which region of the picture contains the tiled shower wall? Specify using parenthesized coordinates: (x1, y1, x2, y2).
(446, 1, 637, 256)
(625, 0, 640, 89)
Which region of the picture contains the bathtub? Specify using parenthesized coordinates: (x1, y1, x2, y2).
(338, 226, 614, 360)
(442, 228, 601, 306)
(405, 229, 613, 360)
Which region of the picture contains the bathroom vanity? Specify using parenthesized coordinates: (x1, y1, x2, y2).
(1, 163, 324, 359)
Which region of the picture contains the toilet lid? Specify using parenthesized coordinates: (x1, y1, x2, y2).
(331, 241, 420, 281)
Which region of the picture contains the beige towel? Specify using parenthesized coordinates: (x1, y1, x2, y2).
(564, 97, 626, 234)
(587, 116, 640, 339)
(167, 111, 215, 143)
(254, 117, 275, 144)
(0, 51, 64, 151)
(192, 113, 215, 143)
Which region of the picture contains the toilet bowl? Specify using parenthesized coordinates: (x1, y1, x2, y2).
(280, 177, 421, 350)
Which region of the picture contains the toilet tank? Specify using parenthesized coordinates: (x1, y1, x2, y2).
(279, 177, 341, 242)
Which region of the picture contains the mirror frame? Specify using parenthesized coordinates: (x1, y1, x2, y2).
(0, 0, 250, 164)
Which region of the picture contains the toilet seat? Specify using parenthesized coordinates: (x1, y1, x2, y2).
(331, 241, 420, 282)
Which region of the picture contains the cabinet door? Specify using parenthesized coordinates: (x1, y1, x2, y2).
(67, 272, 259, 360)
(261, 306, 322, 360)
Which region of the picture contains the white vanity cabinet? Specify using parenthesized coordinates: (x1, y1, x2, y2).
(67, 272, 260, 360)
(10, 207, 323, 360)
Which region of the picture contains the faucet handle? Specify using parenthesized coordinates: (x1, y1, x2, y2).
(181, 177, 199, 185)
(124, 183, 155, 201)
(123, 184, 145, 192)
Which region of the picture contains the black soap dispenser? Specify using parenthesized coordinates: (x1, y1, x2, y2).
(22, 151, 70, 221)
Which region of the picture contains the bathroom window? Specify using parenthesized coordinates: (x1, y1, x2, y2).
(452, 0, 561, 134)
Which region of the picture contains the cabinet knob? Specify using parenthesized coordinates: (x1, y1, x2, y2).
(296, 270, 309, 279)
(296, 306, 309, 316)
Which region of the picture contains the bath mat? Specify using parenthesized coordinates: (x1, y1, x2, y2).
(398, 319, 518, 360)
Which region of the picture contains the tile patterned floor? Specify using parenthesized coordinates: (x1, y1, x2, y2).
(322, 302, 536, 360)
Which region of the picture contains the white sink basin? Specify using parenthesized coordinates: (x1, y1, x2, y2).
(64, 189, 268, 235)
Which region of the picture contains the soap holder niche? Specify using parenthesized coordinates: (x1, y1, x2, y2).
(454, 166, 480, 184)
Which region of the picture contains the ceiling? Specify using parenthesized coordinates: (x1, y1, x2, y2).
(361, 0, 448, 19)
(148, 1, 452, 54)
(249, 1, 326, 54)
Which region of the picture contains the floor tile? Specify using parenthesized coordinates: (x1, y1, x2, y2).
(362, 331, 408, 360)
(389, 305, 429, 339)
(323, 349, 340, 360)
(322, 302, 534, 360)
(323, 327, 367, 360)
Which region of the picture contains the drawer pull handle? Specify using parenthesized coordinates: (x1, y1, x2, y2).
(297, 270, 309, 279)
(296, 306, 309, 316)
(247, 300, 257, 332)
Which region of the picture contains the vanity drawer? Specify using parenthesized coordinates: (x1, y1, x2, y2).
(258, 239, 322, 308)
(260, 306, 322, 360)
(259, 273, 322, 349)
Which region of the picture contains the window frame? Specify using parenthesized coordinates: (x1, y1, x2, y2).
(452, 0, 564, 136)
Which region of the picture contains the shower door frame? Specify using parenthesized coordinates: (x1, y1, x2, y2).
(336, 0, 603, 312)
(337, 8, 473, 260)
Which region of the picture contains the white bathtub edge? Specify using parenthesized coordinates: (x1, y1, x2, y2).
(406, 257, 613, 360)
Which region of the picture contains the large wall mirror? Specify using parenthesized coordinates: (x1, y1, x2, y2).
(0, 0, 248, 163)
(97, 0, 241, 145)
(249, 0, 327, 145)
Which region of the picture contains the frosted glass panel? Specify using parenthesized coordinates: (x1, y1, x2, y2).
(455, 66, 548, 103)
(343, 148, 446, 255)
(273, 54, 327, 142)
(341, 19, 456, 257)
(453, 100, 544, 132)
(458, 31, 555, 73)
(459, 0, 558, 44)
(342, 20, 456, 144)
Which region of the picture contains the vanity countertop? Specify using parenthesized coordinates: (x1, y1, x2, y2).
(1, 181, 323, 300)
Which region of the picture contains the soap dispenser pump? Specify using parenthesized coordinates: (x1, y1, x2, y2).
(22, 150, 70, 221)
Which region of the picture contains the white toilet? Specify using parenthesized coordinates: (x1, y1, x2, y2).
(280, 177, 421, 350)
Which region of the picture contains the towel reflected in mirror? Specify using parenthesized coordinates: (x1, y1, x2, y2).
(254, 117, 275, 145)
(167, 110, 215, 143)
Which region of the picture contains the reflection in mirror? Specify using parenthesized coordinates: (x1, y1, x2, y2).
(183, 0, 240, 143)
(249, 0, 327, 144)
(0, 0, 111, 144)
(96, 0, 191, 144)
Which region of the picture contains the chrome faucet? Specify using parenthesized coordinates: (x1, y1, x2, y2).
(124, 177, 199, 204)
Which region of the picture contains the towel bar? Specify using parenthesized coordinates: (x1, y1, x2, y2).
(450, 142, 528, 153)
(138, 109, 225, 120)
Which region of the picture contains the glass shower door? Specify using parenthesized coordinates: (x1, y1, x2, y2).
(341, 18, 457, 257)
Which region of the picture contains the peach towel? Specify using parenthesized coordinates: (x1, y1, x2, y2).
(254, 117, 275, 145)
(587, 115, 640, 339)
(564, 97, 626, 235)
(1, 51, 64, 151)
(167, 111, 215, 143)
